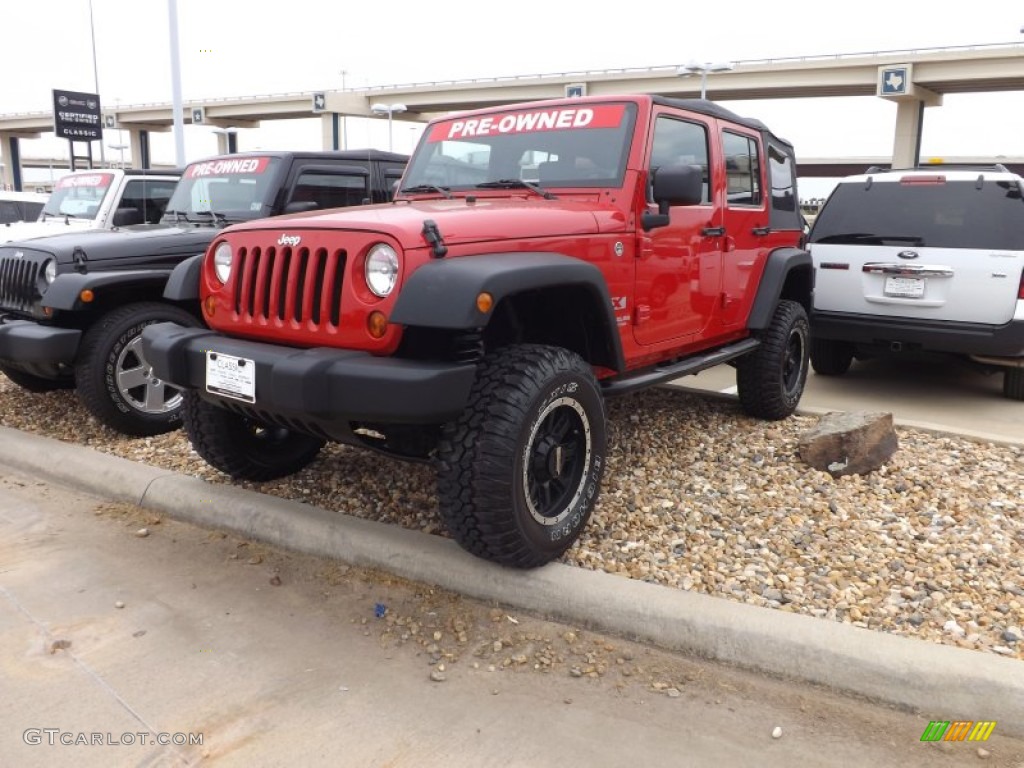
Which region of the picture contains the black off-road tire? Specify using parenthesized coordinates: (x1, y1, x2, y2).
(736, 300, 810, 421)
(75, 302, 201, 436)
(809, 337, 854, 376)
(436, 344, 607, 568)
(0, 364, 74, 393)
(182, 391, 325, 481)
(1004, 368, 1024, 401)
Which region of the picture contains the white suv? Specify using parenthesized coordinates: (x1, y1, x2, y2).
(807, 164, 1024, 400)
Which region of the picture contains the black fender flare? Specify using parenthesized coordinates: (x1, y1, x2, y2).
(391, 252, 625, 372)
(42, 269, 174, 311)
(747, 247, 813, 330)
(163, 254, 203, 301)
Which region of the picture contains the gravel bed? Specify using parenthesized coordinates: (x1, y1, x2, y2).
(1, 375, 1022, 660)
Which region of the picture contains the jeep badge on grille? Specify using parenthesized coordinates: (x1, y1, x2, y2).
(277, 234, 301, 247)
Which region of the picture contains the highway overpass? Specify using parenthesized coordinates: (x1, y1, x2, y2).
(2, 41, 1022, 190)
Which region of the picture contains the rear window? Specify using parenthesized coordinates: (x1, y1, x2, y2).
(810, 178, 1024, 250)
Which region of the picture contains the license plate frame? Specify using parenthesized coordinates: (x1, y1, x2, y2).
(205, 351, 256, 403)
(883, 276, 925, 298)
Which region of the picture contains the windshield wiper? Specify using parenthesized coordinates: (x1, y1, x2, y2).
(163, 208, 193, 224)
(400, 184, 453, 199)
(189, 210, 231, 226)
(476, 179, 556, 200)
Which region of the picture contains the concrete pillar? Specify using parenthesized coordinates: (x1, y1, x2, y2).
(0, 133, 21, 190)
(321, 113, 342, 151)
(127, 127, 152, 169)
(876, 64, 941, 172)
(214, 131, 238, 155)
(891, 101, 924, 170)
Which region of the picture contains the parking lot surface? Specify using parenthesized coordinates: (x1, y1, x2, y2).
(4, 468, 1022, 767)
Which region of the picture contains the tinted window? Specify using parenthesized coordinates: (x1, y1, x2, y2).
(119, 179, 177, 225)
(0, 201, 21, 224)
(723, 131, 761, 206)
(810, 179, 1024, 250)
(650, 116, 710, 203)
(290, 170, 369, 209)
(767, 144, 796, 213)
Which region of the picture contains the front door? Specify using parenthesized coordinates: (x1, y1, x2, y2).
(634, 113, 721, 346)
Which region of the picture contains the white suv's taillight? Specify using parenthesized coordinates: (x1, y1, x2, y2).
(1018, 269, 1024, 300)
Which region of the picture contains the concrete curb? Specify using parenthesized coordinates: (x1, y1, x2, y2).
(1, 425, 1021, 734)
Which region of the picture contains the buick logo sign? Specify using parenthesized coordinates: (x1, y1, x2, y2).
(58, 95, 69, 106)
(897, 250, 919, 260)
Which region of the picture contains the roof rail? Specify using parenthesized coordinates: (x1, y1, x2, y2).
(913, 162, 1010, 173)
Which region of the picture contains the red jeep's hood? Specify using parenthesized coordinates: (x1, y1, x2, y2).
(231, 197, 627, 249)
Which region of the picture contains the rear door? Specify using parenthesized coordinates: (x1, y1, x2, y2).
(810, 174, 1024, 325)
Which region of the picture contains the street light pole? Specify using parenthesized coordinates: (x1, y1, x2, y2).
(676, 61, 735, 99)
(371, 103, 407, 152)
(88, 0, 106, 166)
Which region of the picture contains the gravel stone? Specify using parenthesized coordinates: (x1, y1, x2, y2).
(2, 380, 1021, 660)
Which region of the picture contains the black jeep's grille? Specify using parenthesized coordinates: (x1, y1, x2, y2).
(0, 252, 45, 312)
(233, 246, 347, 328)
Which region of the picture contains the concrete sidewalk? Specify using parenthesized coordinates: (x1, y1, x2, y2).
(0, 425, 1021, 737)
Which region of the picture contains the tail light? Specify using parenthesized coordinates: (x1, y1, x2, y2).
(1018, 269, 1024, 300)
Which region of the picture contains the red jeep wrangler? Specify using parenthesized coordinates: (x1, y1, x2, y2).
(143, 95, 812, 567)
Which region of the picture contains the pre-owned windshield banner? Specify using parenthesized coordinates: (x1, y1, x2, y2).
(429, 105, 626, 142)
(184, 157, 271, 178)
(54, 173, 113, 189)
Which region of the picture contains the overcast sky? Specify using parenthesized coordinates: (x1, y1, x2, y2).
(6, 0, 1024, 197)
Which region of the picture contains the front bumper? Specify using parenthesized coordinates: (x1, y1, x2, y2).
(810, 310, 1024, 358)
(0, 314, 82, 366)
(141, 322, 478, 435)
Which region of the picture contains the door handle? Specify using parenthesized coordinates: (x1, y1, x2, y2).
(752, 226, 770, 236)
(701, 226, 725, 237)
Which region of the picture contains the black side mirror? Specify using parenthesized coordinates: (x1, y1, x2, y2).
(112, 207, 143, 227)
(642, 164, 704, 231)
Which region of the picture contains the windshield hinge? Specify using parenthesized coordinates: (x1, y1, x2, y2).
(72, 246, 88, 274)
(422, 219, 448, 259)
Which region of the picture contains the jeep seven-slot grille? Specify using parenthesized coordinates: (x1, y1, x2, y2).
(0, 253, 43, 312)
(233, 246, 347, 327)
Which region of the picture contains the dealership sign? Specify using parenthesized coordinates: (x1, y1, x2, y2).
(52, 89, 103, 141)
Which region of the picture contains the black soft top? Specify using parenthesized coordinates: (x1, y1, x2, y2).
(650, 96, 794, 152)
(187, 149, 409, 164)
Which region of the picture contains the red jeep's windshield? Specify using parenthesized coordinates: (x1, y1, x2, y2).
(402, 102, 637, 192)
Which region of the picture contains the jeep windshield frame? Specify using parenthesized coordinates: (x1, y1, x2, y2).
(811, 178, 1024, 250)
(163, 156, 284, 223)
(399, 101, 637, 195)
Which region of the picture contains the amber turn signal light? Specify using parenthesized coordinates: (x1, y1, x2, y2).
(367, 311, 388, 338)
(203, 296, 217, 317)
(79, 289, 94, 303)
(476, 292, 493, 313)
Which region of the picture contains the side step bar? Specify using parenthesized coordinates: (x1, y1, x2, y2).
(601, 338, 760, 397)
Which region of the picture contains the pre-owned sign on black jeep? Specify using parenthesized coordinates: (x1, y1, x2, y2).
(0, 150, 407, 435)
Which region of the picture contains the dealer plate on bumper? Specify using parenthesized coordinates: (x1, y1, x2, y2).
(205, 351, 255, 403)
(883, 276, 924, 298)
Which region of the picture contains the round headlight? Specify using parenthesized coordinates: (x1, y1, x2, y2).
(365, 243, 399, 298)
(44, 259, 57, 285)
(213, 242, 232, 284)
